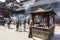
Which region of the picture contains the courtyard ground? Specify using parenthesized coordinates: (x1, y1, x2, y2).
(0, 24, 60, 40)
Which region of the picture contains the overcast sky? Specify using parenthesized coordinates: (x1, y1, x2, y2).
(0, 0, 20, 2)
(0, 0, 5, 2)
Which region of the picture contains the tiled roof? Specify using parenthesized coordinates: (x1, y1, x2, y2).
(28, 4, 53, 13)
(0, 2, 6, 8)
(0, 2, 12, 11)
(0, 0, 58, 12)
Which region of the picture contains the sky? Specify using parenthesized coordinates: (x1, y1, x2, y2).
(0, 0, 20, 2)
(0, 0, 5, 2)
(16, 0, 20, 2)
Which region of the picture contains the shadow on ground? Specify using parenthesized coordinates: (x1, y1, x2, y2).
(10, 28, 15, 29)
(52, 34, 60, 40)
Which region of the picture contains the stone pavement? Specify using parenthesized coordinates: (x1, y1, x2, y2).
(0, 25, 33, 40)
(0, 24, 60, 40)
(52, 26, 60, 40)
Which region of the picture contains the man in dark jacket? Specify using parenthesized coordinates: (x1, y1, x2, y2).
(7, 19, 11, 28)
(16, 19, 19, 31)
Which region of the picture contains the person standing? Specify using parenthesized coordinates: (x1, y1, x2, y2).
(7, 19, 11, 29)
(3, 18, 6, 27)
(16, 19, 19, 31)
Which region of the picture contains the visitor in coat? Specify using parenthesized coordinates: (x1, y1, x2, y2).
(16, 19, 19, 31)
(7, 19, 11, 28)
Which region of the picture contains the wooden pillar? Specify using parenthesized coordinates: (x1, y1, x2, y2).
(32, 14, 35, 27)
(47, 12, 50, 28)
(53, 16, 55, 36)
(53, 16, 55, 27)
(29, 14, 35, 38)
(9, 11, 11, 18)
